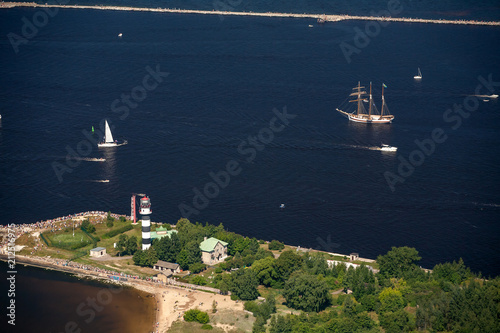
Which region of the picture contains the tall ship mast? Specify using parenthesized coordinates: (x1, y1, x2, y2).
(336, 82, 394, 124)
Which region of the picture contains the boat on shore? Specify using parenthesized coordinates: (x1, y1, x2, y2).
(336, 82, 394, 124)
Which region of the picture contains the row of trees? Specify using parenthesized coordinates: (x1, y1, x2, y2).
(132, 219, 264, 270)
(125, 218, 498, 332)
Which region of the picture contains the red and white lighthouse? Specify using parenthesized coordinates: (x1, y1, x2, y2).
(140, 196, 152, 250)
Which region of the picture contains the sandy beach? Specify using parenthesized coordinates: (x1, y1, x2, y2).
(130, 282, 244, 332)
(1, 254, 244, 332)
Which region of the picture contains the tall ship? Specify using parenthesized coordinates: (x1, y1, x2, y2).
(336, 82, 394, 124)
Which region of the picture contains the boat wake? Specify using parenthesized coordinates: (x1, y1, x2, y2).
(78, 157, 106, 162)
(338, 144, 397, 152)
(86, 180, 110, 183)
(474, 94, 498, 99)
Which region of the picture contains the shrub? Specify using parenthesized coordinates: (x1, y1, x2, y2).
(183, 309, 210, 324)
(184, 309, 201, 322)
(189, 263, 207, 274)
(201, 324, 213, 330)
(192, 276, 207, 286)
(196, 311, 210, 324)
(215, 267, 223, 274)
(268, 240, 285, 251)
(81, 220, 96, 233)
(244, 301, 259, 314)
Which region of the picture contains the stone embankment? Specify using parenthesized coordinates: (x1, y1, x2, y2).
(1, 2, 499, 26)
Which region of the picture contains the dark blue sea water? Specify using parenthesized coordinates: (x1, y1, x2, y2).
(1, 6, 499, 277)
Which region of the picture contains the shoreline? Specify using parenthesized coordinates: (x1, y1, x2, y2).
(0, 254, 243, 332)
(1, 2, 499, 26)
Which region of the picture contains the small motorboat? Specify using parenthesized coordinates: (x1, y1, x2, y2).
(380, 144, 397, 152)
(280, 203, 286, 209)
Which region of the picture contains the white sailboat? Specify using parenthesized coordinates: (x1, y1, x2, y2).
(414, 68, 422, 80)
(97, 120, 127, 148)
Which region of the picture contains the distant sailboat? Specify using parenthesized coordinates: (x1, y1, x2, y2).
(97, 120, 127, 148)
(414, 68, 422, 80)
(336, 82, 394, 124)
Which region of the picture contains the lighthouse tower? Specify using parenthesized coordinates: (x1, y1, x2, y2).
(140, 196, 152, 250)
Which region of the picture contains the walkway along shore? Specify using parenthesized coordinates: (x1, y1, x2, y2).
(1, 2, 500, 26)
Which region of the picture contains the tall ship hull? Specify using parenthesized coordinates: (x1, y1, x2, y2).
(336, 82, 394, 124)
(347, 113, 394, 124)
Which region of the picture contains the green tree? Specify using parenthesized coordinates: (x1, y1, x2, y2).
(255, 247, 274, 260)
(380, 309, 413, 333)
(153, 232, 181, 262)
(230, 268, 259, 301)
(303, 252, 329, 276)
(343, 264, 377, 299)
(125, 236, 138, 255)
(377, 246, 421, 279)
(184, 309, 201, 322)
(378, 287, 406, 313)
(432, 258, 472, 284)
(189, 262, 206, 274)
(133, 250, 145, 266)
(116, 234, 128, 254)
(106, 211, 114, 228)
(268, 240, 285, 251)
(274, 250, 303, 282)
(192, 275, 207, 286)
(176, 240, 202, 270)
(81, 220, 96, 233)
(133, 248, 158, 267)
(270, 315, 292, 333)
(196, 311, 209, 324)
(252, 256, 278, 287)
(283, 272, 331, 312)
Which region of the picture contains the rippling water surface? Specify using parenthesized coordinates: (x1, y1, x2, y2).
(0, 7, 499, 276)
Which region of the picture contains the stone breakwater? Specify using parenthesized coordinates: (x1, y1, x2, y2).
(1, 2, 500, 26)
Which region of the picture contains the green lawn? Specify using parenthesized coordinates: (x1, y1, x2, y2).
(49, 230, 92, 246)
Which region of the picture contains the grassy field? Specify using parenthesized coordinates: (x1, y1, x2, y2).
(48, 230, 93, 247)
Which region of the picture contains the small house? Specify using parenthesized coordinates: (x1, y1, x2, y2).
(200, 237, 228, 265)
(90, 247, 106, 258)
(350, 253, 359, 261)
(153, 260, 181, 276)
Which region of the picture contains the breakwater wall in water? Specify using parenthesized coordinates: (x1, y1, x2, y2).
(2, 2, 500, 26)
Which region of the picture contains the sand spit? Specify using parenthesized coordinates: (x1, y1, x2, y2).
(1, 2, 500, 26)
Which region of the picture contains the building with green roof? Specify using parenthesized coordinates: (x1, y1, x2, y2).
(200, 237, 228, 265)
(150, 228, 177, 241)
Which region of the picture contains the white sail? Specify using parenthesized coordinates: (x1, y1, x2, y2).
(414, 68, 422, 80)
(104, 120, 114, 143)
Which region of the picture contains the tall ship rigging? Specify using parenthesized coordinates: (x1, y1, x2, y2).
(336, 82, 394, 124)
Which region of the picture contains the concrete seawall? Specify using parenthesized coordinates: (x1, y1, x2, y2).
(2, 2, 500, 26)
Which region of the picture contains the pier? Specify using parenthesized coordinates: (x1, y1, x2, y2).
(2, 2, 500, 27)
